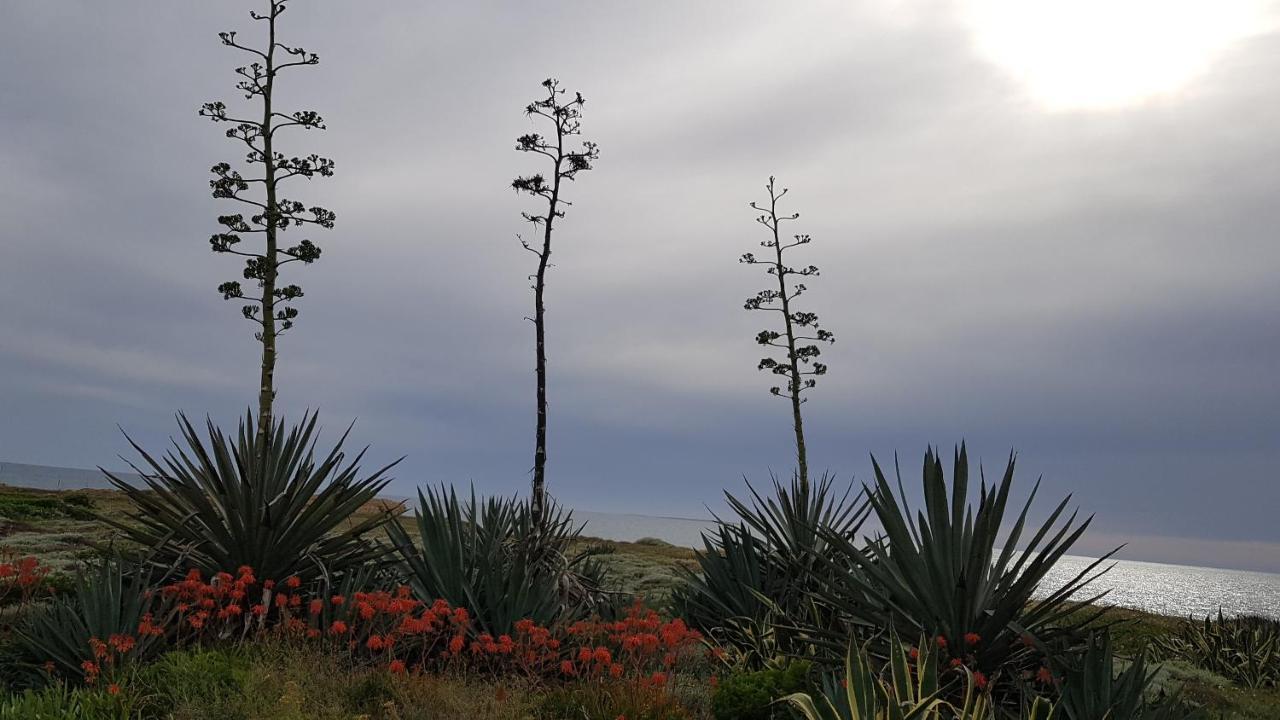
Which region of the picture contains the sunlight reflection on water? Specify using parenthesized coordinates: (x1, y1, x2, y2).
(575, 511, 1280, 619)
(4, 464, 1277, 621)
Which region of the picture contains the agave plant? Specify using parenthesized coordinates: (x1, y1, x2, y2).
(1152, 611, 1279, 689)
(1054, 632, 1206, 720)
(805, 445, 1115, 681)
(102, 411, 399, 583)
(387, 485, 608, 634)
(782, 632, 1024, 720)
(672, 472, 870, 667)
(16, 559, 167, 683)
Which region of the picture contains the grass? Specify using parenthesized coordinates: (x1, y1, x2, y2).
(571, 537, 700, 606)
(0, 639, 712, 719)
(1148, 661, 1280, 720)
(0, 487, 129, 575)
(133, 643, 544, 720)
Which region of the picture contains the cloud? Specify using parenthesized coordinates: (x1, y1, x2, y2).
(0, 1, 1277, 571)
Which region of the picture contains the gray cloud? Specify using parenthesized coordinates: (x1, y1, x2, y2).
(1, 1, 1277, 571)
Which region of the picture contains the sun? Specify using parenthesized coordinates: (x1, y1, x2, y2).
(960, 0, 1275, 111)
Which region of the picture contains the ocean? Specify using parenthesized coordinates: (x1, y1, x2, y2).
(572, 509, 1280, 620)
(4, 461, 1279, 620)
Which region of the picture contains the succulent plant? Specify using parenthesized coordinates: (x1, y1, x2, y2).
(102, 411, 399, 583)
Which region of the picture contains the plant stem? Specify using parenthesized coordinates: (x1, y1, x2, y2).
(256, 2, 280, 451)
(531, 107, 564, 526)
(766, 182, 808, 492)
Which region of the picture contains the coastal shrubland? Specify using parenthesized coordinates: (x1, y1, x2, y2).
(0, 0, 1271, 717)
(5, 430, 1279, 717)
(1152, 612, 1280, 689)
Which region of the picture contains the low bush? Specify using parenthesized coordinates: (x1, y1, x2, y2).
(131, 642, 539, 720)
(0, 683, 133, 720)
(782, 632, 1000, 720)
(388, 485, 611, 634)
(19, 560, 710, 691)
(0, 552, 50, 606)
(131, 647, 252, 715)
(97, 640, 705, 720)
(711, 660, 812, 720)
(538, 678, 697, 720)
(15, 558, 164, 685)
(1152, 612, 1280, 689)
(1053, 631, 1206, 720)
(674, 473, 868, 667)
(0, 492, 94, 521)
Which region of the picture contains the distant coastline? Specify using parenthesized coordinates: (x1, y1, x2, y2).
(4, 459, 1279, 584)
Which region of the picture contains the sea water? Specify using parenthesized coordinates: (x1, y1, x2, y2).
(4, 462, 1278, 620)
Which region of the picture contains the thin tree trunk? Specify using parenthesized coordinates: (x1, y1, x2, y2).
(256, 7, 279, 451)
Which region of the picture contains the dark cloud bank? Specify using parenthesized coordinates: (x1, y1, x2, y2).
(1, 2, 1277, 571)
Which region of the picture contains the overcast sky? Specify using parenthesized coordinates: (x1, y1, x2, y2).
(2, 1, 1277, 572)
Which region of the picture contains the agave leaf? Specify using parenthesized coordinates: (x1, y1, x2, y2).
(784, 634, 960, 720)
(673, 472, 870, 665)
(804, 443, 1112, 693)
(1153, 612, 1280, 689)
(101, 411, 398, 583)
(387, 485, 599, 634)
(16, 558, 167, 682)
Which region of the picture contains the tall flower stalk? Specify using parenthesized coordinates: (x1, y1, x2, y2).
(741, 177, 834, 490)
(511, 78, 599, 522)
(200, 0, 335, 449)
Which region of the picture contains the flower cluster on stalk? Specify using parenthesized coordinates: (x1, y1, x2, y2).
(0, 553, 49, 606)
(42, 566, 711, 696)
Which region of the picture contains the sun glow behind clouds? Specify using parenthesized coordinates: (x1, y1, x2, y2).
(962, 0, 1276, 110)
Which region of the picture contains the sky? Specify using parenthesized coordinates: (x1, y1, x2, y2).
(1, 1, 1278, 572)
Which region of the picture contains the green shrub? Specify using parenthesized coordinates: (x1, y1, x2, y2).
(1152, 612, 1280, 689)
(805, 445, 1112, 683)
(388, 485, 610, 634)
(0, 684, 132, 720)
(1054, 631, 1207, 720)
(340, 671, 397, 714)
(781, 632, 1000, 720)
(538, 680, 694, 720)
(0, 638, 28, 693)
(141, 641, 539, 720)
(0, 492, 94, 521)
(132, 648, 251, 714)
(102, 411, 398, 583)
(673, 473, 868, 667)
(712, 660, 813, 720)
(40, 572, 78, 597)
